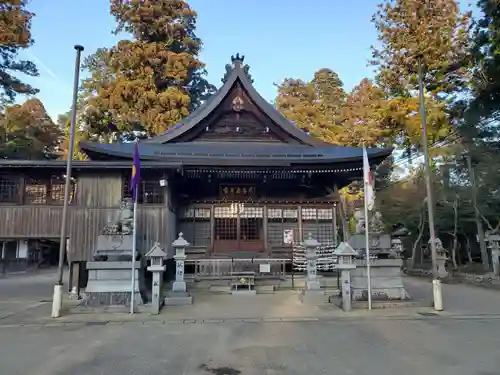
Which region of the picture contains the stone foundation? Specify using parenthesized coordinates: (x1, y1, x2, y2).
(82, 261, 145, 307)
(351, 258, 410, 301)
(83, 291, 144, 308)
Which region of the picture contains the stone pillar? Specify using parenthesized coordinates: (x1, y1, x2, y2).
(146, 243, 167, 315)
(334, 242, 357, 312)
(390, 238, 403, 259)
(487, 234, 500, 276)
(165, 233, 193, 306)
(304, 233, 320, 291)
(299, 233, 326, 305)
(172, 233, 188, 292)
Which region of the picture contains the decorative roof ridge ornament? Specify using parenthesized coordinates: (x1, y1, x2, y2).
(222, 53, 254, 84)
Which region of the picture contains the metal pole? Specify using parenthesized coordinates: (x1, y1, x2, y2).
(466, 153, 489, 271)
(363, 179, 372, 310)
(51, 45, 84, 318)
(417, 56, 443, 311)
(130, 199, 138, 314)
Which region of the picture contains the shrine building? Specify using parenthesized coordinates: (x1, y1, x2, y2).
(0, 55, 391, 269)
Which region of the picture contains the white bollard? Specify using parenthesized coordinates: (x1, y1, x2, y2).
(432, 279, 443, 311)
(51, 284, 63, 318)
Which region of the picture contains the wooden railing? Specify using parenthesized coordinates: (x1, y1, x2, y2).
(185, 258, 289, 280)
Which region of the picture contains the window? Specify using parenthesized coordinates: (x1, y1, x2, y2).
(267, 207, 299, 246)
(25, 177, 48, 204)
(0, 175, 20, 204)
(302, 207, 335, 245)
(123, 176, 164, 204)
(178, 207, 211, 246)
(23, 174, 75, 205)
(49, 175, 66, 204)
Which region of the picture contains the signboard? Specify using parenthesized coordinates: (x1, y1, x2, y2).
(220, 185, 256, 201)
(283, 229, 294, 244)
(259, 263, 271, 273)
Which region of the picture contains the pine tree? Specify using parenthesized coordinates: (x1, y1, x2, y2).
(0, 0, 39, 108)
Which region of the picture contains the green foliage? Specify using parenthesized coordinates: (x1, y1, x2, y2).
(0, 99, 61, 159)
(80, 0, 215, 139)
(0, 0, 39, 108)
(469, 0, 500, 119)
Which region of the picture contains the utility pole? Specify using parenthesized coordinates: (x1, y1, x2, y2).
(466, 152, 489, 271)
(51, 45, 84, 318)
(417, 55, 443, 311)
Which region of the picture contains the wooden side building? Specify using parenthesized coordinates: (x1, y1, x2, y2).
(0, 55, 391, 264)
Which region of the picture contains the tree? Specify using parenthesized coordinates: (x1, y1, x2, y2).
(0, 99, 61, 159)
(469, 0, 500, 121)
(313, 68, 346, 126)
(274, 77, 329, 140)
(371, 0, 471, 99)
(337, 78, 392, 147)
(0, 0, 39, 108)
(57, 112, 89, 161)
(81, 0, 215, 139)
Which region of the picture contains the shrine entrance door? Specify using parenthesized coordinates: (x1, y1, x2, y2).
(213, 204, 265, 254)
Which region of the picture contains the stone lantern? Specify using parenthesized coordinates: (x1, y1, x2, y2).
(486, 233, 500, 276)
(165, 232, 192, 306)
(145, 242, 167, 314)
(429, 238, 448, 278)
(333, 242, 358, 312)
(304, 232, 320, 291)
(299, 233, 327, 305)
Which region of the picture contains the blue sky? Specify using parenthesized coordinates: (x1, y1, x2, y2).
(19, 0, 475, 120)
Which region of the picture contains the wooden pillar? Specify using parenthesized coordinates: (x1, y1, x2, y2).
(297, 205, 303, 242)
(263, 204, 268, 255)
(333, 203, 338, 246)
(210, 204, 215, 255)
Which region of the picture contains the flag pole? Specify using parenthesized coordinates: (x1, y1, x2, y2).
(130, 142, 140, 315)
(363, 147, 373, 311)
(131, 194, 138, 314)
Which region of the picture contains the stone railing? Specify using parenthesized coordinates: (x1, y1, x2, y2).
(185, 258, 288, 280)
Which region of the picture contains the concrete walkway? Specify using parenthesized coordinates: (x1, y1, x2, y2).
(2, 274, 500, 327)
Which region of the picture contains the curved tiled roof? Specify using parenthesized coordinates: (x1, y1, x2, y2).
(146, 56, 324, 146)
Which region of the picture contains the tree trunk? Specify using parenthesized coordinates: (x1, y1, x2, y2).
(451, 196, 459, 270)
(410, 209, 425, 269)
(464, 235, 473, 264)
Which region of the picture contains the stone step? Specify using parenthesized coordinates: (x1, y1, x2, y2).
(255, 285, 275, 294)
(209, 285, 232, 293)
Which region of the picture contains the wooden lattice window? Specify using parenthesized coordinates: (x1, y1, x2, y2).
(178, 207, 211, 246)
(48, 175, 76, 205)
(301, 207, 335, 245)
(25, 177, 48, 205)
(0, 175, 20, 204)
(267, 207, 299, 246)
(123, 176, 164, 204)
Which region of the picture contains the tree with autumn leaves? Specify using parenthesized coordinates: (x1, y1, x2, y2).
(0, 1, 62, 160)
(0, 0, 39, 109)
(79, 0, 215, 140)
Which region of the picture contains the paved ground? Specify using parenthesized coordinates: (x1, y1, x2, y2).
(2, 316, 500, 375)
(2, 272, 500, 374)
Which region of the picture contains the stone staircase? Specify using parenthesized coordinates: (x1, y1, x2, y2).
(182, 275, 340, 295)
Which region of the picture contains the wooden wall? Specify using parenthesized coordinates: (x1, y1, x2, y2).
(0, 171, 177, 262)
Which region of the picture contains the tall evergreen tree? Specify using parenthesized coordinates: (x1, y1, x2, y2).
(0, 99, 60, 159)
(469, 0, 500, 123)
(0, 0, 39, 108)
(81, 0, 215, 138)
